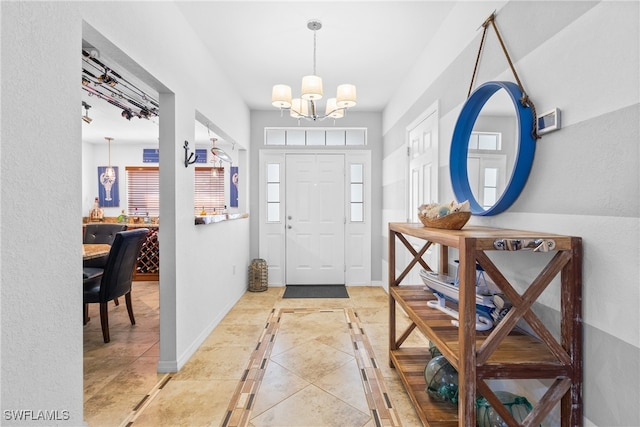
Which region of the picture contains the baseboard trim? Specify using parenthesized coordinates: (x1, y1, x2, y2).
(157, 287, 245, 373)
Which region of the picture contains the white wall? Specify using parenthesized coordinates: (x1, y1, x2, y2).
(1, 4, 84, 424)
(382, 2, 639, 426)
(1, 2, 251, 424)
(79, 4, 252, 374)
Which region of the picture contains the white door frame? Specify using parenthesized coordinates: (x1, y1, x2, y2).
(259, 149, 371, 286)
(404, 101, 439, 284)
(406, 100, 439, 221)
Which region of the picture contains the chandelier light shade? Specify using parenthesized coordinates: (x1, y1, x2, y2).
(301, 75, 323, 100)
(336, 84, 357, 108)
(272, 84, 292, 108)
(272, 19, 356, 122)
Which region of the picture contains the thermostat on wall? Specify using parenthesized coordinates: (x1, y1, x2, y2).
(537, 108, 561, 135)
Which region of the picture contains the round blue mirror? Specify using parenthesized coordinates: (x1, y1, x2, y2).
(450, 81, 536, 216)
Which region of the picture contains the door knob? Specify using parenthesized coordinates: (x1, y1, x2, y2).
(288, 215, 292, 220)
(287, 225, 292, 229)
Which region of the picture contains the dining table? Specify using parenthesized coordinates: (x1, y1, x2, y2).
(82, 243, 111, 260)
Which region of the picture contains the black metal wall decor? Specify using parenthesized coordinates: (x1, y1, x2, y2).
(184, 141, 198, 167)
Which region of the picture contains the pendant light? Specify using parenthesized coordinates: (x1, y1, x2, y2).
(206, 123, 232, 163)
(100, 137, 117, 202)
(271, 19, 356, 121)
(104, 137, 116, 179)
(210, 138, 232, 163)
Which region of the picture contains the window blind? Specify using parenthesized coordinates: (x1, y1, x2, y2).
(195, 167, 225, 214)
(126, 166, 159, 217)
(126, 166, 225, 217)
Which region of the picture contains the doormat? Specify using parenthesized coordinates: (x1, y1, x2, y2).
(282, 285, 349, 299)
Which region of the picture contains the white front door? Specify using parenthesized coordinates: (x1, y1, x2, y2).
(467, 154, 507, 210)
(285, 154, 345, 285)
(406, 105, 439, 282)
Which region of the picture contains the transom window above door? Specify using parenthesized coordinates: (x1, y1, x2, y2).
(265, 128, 366, 146)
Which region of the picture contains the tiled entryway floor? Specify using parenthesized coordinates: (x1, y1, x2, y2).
(84, 283, 425, 426)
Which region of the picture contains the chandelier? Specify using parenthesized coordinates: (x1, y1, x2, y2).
(271, 20, 356, 121)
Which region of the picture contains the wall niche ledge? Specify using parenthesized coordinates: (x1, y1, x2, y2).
(195, 212, 248, 225)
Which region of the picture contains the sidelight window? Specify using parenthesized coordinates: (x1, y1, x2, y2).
(266, 163, 281, 222)
(350, 163, 364, 222)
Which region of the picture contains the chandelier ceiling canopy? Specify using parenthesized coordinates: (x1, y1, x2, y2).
(271, 20, 356, 122)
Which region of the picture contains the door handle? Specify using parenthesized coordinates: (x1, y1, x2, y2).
(288, 215, 292, 220)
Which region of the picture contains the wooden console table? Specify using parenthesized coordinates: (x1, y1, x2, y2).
(388, 223, 582, 426)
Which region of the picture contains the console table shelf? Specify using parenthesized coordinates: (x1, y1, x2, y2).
(388, 223, 582, 427)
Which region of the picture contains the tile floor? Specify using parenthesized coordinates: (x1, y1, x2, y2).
(84, 282, 426, 427)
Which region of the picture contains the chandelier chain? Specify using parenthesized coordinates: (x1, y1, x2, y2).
(313, 28, 317, 75)
(106, 137, 112, 167)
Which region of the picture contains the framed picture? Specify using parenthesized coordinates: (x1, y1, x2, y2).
(98, 166, 120, 207)
(230, 166, 238, 207)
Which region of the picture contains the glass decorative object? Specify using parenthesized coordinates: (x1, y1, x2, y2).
(424, 355, 459, 404)
(476, 390, 533, 427)
(429, 341, 442, 358)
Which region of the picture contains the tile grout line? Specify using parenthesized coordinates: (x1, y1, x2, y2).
(220, 308, 281, 427)
(120, 304, 402, 427)
(223, 306, 402, 427)
(118, 373, 173, 427)
(345, 308, 403, 427)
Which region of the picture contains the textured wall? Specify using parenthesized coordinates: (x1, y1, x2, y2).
(1, 1, 251, 423)
(381, 1, 639, 425)
(1, 3, 84, 425)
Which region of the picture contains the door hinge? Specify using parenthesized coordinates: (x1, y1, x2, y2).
(407, 146, 411, 156)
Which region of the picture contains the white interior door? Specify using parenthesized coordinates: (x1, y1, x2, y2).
(285, 154, 345, 285)
(406, 107, 439, 282)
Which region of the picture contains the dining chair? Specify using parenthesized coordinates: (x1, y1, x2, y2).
(83, 223, 128, 306)
(83, 223, 128, 269)
(83, 228, 148, 343)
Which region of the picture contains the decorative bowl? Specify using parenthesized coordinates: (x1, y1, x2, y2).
(418, 211, 471, 230)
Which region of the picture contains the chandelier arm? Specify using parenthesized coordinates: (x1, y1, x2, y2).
(310, 100, 317, 119)
(325, 106, 347, 116)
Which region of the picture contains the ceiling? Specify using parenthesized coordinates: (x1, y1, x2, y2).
(82, 1, 458, 147)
